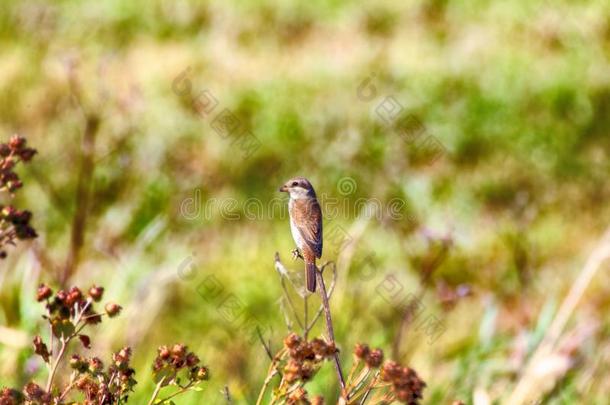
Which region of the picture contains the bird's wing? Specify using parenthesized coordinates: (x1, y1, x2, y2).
(292, 198, 323, 258)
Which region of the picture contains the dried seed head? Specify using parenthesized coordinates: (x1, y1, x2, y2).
(311, 396, 325, 405)
(158, 345, 171, 360)
(32, 335, 50, 363)
(365, 348, 384, 368)
(354, 343, 370, 359)
(36, 284, 52, 302)
(89, 357, 104, 373)
(105, 302, 122, 318)
(88, 285, 104, 302)
(284, 332, 302, 349)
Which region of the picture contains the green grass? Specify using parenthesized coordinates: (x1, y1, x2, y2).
(0, 0, 609, 403)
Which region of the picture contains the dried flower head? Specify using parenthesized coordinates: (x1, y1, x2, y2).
(354, 343, 370, 359)
(32, 335, 50, 363)
(88, 285, 104, 302)
(105, 302, 122, 318)
(380, 361, 426, 404)
(0, 135, 37, 258)
(365, 348, 384, 368)
(36, 284, 52, 302)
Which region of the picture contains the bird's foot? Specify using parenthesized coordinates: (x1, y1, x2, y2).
(291, 248, 304, 261)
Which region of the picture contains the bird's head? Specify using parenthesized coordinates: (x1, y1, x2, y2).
(279, 177, 316, 199)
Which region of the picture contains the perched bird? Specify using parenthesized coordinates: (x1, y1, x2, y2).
(279, 177, 323, 292)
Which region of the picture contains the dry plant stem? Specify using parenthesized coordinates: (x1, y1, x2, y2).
(155, 381, 194, 404)
(274, 253, 337, 337)
(344, 359, 362, 395)
(45, 300, 92, 392)
(63, 113, 99, 285)
(357, 371, 380, 405)
(256, 348, 286, 405)
(223, 386, 232, 404)
(346, 368, 372, 402)
(304, 294, 308, 340)
(46, 338, 68, 392)
(57, 378, 77, 403)
(147, 376, 166, 405)
(316, 267, 346, 392)
(100, 371, 118, 404)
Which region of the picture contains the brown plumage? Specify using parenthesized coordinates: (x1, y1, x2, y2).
(279, 177, 323, 292)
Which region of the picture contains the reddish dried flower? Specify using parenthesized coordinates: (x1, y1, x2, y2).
(104, 302, 122, 317)
(66, 286, 83, 306)
(299, 363, 313, 381)
(88, 285, 104, 302)
(354, 343, 370, 359)
(89, 357, 104, 373)
(192, 366, 209, 381)
(186, 352, 200, 367)
(70, 354, 88, 372)
(79, 334, 91, 349)
(18, 147, 37, 162)
(284, 359, 301, 383)
(158, 345, 171, 360)
(365, 348, 384, 368)
(290, 341, 315, 361)
(171, 344, 186, 357)
(379, 361, 426, 404)
(85, 312, 102, 325)
(36, 284, 52, 302)
(32, 335, 50, 363)
(311, 396, 325, 405)
(55, 290, 67, 303)
(0, 135, 37, 259)
(284, 332, 302, 349)
(113, 347, 132, 367)
(0, 387, 24, 404)
(23, 382, 51, 403)
(8, 135, 25, 150)
(287, 386, 308, 404)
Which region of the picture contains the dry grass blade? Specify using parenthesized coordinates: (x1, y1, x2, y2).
(505, 226, 610, 404)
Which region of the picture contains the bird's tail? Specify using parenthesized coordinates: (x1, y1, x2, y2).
(306, 261, 316, 293)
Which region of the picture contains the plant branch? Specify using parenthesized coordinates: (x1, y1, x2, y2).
(316, 265, 346, 393)
(147, 377, 166, 405)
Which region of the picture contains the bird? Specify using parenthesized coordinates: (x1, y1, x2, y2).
(279, 177, 323, 293)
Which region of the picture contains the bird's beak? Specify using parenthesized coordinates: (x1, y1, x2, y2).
(279, 185, 288, 192)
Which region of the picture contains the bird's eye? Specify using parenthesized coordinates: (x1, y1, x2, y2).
(291, 181, 298, 187)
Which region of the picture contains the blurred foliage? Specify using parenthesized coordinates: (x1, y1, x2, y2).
(1, 0, 610, 403)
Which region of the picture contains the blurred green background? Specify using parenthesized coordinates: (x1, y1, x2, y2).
(1, 0, 609, 403)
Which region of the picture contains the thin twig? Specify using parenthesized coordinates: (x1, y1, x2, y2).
(316, 265, 346, 392)
(147, 377, 167, 405)
(257, 326, 273, 361)
(154, 381, 194, 404)
(256, 348, 286, 405)
(223, 386, 232, 404)
(304, 294, 308, 340)
(45, 300, 92, 393)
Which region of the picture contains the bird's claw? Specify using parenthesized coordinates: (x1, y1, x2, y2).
(291, 248, 303, 261)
